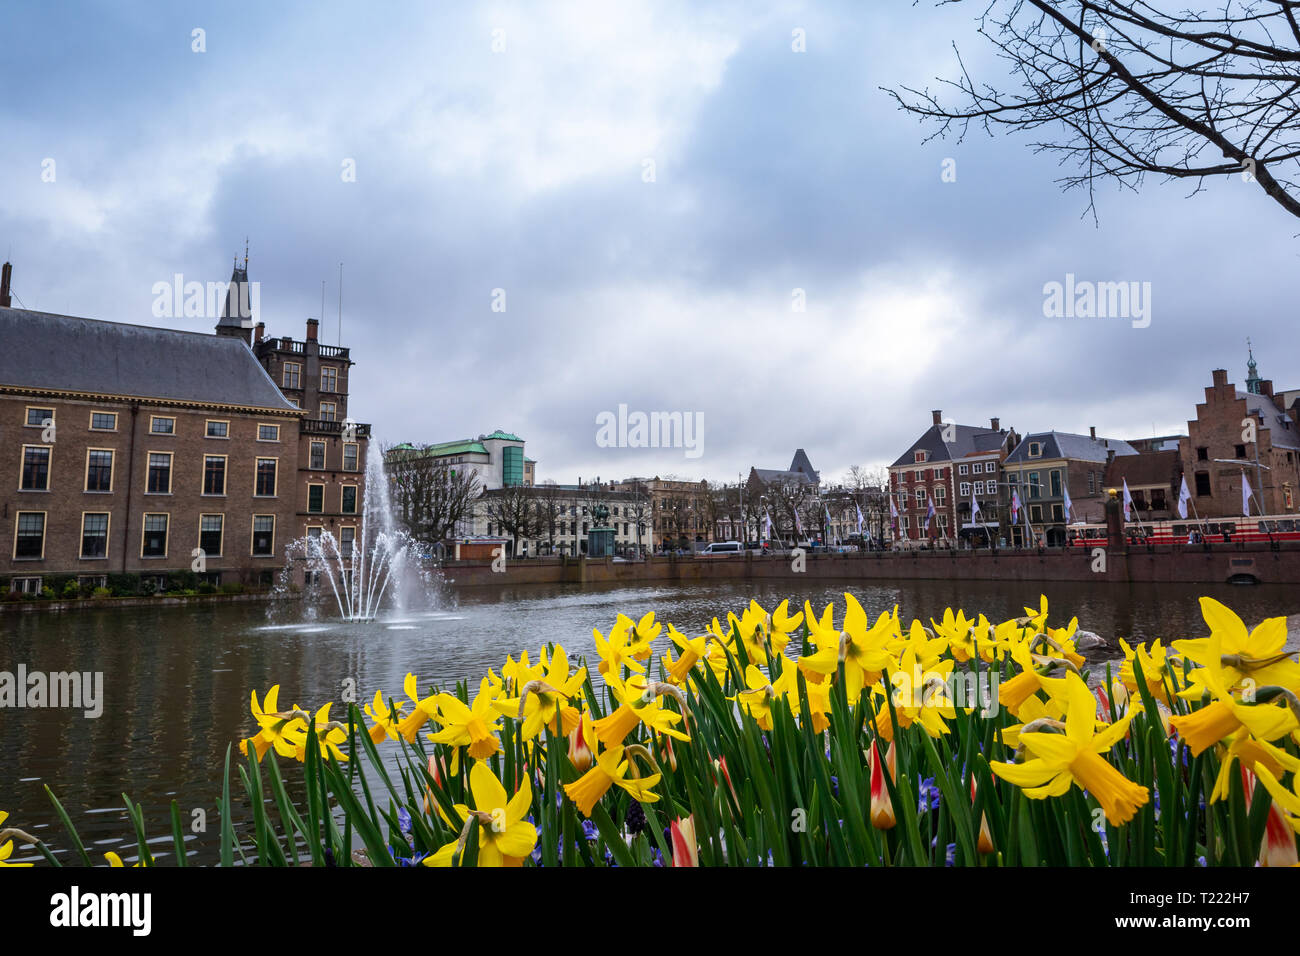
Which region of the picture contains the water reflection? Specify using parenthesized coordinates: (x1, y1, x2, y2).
(2, 579, 1295, 864)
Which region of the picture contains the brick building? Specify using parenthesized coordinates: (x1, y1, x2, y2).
(0, 258, 371, 593)
(1002, 428, 1137, 545)
(889, 411, 1016, 546)
(1179, 366, 1300, 518)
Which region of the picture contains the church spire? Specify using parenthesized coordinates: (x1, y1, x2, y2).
(215, 247, 254, 345)
(1246, 338, 1262, 394)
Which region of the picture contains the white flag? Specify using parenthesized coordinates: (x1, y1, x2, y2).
(1062, 484, 1073, 523)
(1177, 475, 1191, 519)
(1010, 488, 1021, 522)
(795, 508, 804, 537)
(855, 502, 864, 534)
(924, 496, 936, 532)
(970, 491, 981, 523)
(1122, 478, 1133, 521)
(762, 509, 771, 539)
(1242, 472, 1253, 517)
(889, 496, 899, 524)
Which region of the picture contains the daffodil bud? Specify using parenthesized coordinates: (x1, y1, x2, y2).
(568, 720, 593, 773)
(670, 815, 698, 867)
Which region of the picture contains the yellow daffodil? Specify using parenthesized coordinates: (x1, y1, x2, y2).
(425, 761, 538, 867)
(991, 671, 1149, 826)
(0, 812, 34, 868)
(427, 677, 503, 767)
(1175, 597, 1300, 699)
(563, 744, 662, 817)
(240, 685, 307, 761)
(492, 645, 586, 741)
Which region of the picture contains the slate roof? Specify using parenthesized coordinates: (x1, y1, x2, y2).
(1240, 391, 1300, 450)
(751, 449, 819, 486)
(1005, 431, 1138, 464)
(0, 307, 297, 412)
(890, 424, 1009, 468)
(1104, 450, 1181, 489)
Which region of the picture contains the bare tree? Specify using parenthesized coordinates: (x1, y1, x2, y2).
(620, 479, 652, 556)
(531, 481, 564, 555)
(886, 1, 1300, 220)
(481, 484, 542, 557)
(383, 443, 482, 548)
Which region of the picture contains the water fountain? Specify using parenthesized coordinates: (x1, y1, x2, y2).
(281, 459, 434, 622)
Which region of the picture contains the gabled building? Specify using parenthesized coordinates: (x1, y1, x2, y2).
(1179, 363, 1300, 518)
(1103, 450, 1183, 521)
(1003, 429, 1138, 545)
(889, 411, 1016, 545)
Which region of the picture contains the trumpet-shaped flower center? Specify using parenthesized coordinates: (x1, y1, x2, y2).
(1170, 699, 1242, 757)
(1069, 748, 1150, 825)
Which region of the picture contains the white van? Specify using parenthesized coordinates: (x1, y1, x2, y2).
(701, 541, 743, 555)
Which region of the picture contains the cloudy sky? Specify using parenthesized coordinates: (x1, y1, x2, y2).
(3, 1, 1296, 486)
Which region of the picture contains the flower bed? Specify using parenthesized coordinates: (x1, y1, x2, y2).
(8, 594, 1299, 867)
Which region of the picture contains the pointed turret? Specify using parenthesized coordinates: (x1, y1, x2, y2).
(215, 242, 254, 344)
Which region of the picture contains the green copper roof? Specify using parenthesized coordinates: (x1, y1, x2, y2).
(387, 439, 488, 458)
(482, 430, 523, 441)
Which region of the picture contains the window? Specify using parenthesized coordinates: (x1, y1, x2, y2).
(341, 485, 357, 514)
(283, 363, 301, 389)
(1197, 447, 1209, 461)
(14, 512, 46, 559)
(343, 443, 358, 471)
(90, 412, 117, 431)
(310, 441, 326, 470)
(933, 485, 946, 502)
(150, 416, 175, 435)
(1235, 444, 1247, 459)
(255, 458, 277, 497)
(958, 464, 968, 475)
(1050, 470, 1062, 496)
(1088, 471, 1096, 494)
(10, 576, 43, 593)
(21, 445, 51, 490)
(288, 399, 301, 409)
(141, 513, 169, 557)
(203, 455, 227, 495)
(1028, 471, 1040, 499)
(26, 407, 54, 428)
(915, 488, 926, 502)
(258, 424, 280, 442)
(985, 462, 996, 473)
(914, 470, 924, 482)
(321, 366, 338, 392)
(252, 516, 275, 556)
(1195, 472, 1212, 496)
(1052, 504, 1064, 522)
(206, 420, 229, 439)
(85, 449, 113, 492)
(1030, 505, 1043, 523)
(1028, 442, 1041, 457)
(340, 526, 355, 558)
(200, 514, 223, 557)
(972, 480, 983, 495)
(308, 484, 324, 513)
(147, 453, 172, 494)
(914, 450, 928, 463)
(319, 402, 337, 422)
(81, 513, 109, 558)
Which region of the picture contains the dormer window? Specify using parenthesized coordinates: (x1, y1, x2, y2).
(1028, 442, 1042, 458)
(914, 450, 928, 463)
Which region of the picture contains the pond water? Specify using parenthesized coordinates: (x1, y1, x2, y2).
(2, 578, 1296, 864)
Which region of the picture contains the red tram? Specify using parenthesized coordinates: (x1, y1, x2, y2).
(1066, 514, 1300, 547)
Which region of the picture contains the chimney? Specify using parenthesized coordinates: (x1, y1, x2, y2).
(254, 321, 265, 343)
(0, 262, 11, 308)
(931, 409, 943, 426)
(306, 318, 319, 341)
(990, 417, 1000, 431)
(1089, 426, 1096, 440)
(1260, 379, 1274, 397)
(1212, 368, 1228, 387)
